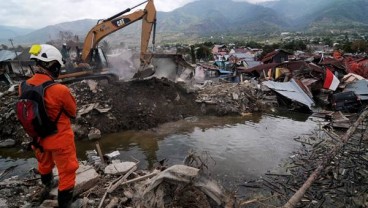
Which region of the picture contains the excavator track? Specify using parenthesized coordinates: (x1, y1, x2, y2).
(60, 73, 119, 84)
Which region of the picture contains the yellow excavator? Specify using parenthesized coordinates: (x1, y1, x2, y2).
(58, 0, 162, 83)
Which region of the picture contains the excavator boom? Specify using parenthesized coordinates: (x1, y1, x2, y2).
(59, 0, 194, 83)
(81, 0, 156, 68)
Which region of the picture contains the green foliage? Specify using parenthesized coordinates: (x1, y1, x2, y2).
(203, 41, 214, 47)
(351, 40, 368, 53)
(281, 40, 307, 51)
(322, 37, 333, 47)
(336, 39, 368, 53)
(260, 43, 280, 60)
(196, 46, 211, 61)
(310, 37, 321, 44)
(246, 41, 262, 49)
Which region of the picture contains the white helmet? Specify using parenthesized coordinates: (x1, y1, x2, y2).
(29, 44, 65, 67)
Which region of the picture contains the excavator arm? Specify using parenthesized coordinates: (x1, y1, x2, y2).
(59, 0, 192, 83)
(81, 0, 156, 69)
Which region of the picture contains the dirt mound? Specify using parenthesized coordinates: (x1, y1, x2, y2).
(68, 77, 204, 138)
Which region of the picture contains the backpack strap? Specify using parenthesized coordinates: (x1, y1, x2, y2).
(41, 81, 68, 123)
(21, 80, 65, 123)
(20, 80, 56, 96)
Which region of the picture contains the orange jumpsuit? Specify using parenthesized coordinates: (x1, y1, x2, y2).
(20, 73, 79, 191)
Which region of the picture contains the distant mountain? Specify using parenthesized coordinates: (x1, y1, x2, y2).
(1, 19, 97, 45)
(262, 0, 368, 30)
(1, 0, 367, 46)
(0, 25, 34, 41)
(158, 0, 287, 34)
(306, 0, 368, 31)
(260, 0, 335, 19)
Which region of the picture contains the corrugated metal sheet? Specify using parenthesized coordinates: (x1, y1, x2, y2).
(262, 79, 315, 110)
(0, 50, 17, 62)
(344, 79, 368, 101)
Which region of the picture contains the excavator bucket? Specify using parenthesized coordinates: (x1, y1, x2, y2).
(134, 53, 194, 81)
(132, 64, 155, 79)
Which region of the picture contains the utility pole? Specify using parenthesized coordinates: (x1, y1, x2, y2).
(9, 39, 25, 76)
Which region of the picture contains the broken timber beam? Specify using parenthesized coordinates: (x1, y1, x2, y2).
(283, 109, 368, 208)
(107, 164, 137, 193)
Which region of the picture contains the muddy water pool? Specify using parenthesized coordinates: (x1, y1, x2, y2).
(0, 110, 321, 193)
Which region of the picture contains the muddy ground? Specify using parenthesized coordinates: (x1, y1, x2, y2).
(0, 77, 270, 208)
(0, 77, 269, 147)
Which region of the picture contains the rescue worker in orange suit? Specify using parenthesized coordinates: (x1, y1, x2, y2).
(20, 44, 79, 208)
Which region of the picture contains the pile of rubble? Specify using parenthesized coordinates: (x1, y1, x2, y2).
(195, 80, 275, 116)
(0, 151, 236, 208)
(0, 84, 26, 148)
(238, 109, 368, 207)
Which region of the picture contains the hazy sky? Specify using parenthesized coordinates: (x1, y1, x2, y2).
(0, 0, 273, 29)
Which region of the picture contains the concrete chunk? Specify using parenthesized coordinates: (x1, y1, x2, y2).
(104, 162, 136, 175)
(0, 139, 16, 148)
(51, 164, 100, 196)
(0, 198, 7, 207)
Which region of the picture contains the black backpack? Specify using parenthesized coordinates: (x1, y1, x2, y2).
(16, 80, 63, 139)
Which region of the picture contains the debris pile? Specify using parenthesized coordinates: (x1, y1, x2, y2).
(239, 109, 368, 207)
(0, 84, 28, 147)
(0, 151, 236, 208)
(195, 80, 273, 116)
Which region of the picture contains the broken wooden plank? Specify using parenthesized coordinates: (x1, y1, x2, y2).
(283, 109, 368, 208)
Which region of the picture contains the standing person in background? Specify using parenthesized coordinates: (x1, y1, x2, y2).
(61, 43, 70, 61)
(75, 46, 82, 63)
(18, 44, 78, 208)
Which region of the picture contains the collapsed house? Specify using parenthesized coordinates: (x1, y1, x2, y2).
(0, 48, 33, 85)
(233, 50, 368, 112)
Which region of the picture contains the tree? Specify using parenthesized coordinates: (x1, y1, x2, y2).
(282, 40, 307, 51)
(339, 41, 353, 53)
(322, 37, 333, 47)
(246, 41, 262, 49)
(259, 43, 280, 61)
(196, 45, 211, 61)
(203, 41, 214, 47)
(311, 37, 320, 44)
(351, 40, 368, 53)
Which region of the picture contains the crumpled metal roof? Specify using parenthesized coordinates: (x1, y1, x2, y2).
(262, 78, 315, 110)
(344, 79, 368, 101)
(0, 50, 17, 62)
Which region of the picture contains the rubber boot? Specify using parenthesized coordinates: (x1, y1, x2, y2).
(58, 188, 74, 208)
(41, 172, 53, 187)
(38, 172, 54, 201)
